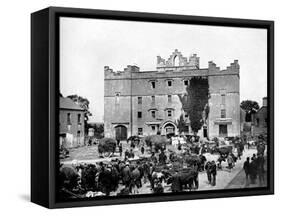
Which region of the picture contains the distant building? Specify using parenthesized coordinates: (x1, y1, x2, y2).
(253, 97, 268, 135)
(104, 50, 240, 140)
(59, 97, 85, 148)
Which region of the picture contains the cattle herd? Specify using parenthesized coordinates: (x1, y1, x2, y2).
(58, 135, 267, 199)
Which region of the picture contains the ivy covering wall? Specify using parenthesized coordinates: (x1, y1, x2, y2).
(177, 77, 210, 134)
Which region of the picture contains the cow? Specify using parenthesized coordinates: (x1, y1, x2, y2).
(166, 168, 199, 192)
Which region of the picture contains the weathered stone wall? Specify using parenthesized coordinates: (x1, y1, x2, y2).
(59, 110, 85, 147)
(208, 60, 240, 138)
(104, 51, 240, 139)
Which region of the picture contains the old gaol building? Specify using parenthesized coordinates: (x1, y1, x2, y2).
(104, 50, 240, 140)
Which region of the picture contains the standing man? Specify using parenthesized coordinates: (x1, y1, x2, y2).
(205, 161, 212, 185)
(249, 156, 258, 184)
(158, 150, 167, 165)
(210, 161, 217, 186)
(118, 141, 122, 157)
(243, 157, 250, 185)
(227, 154, 234, 172)
(256, 154, 265, 186)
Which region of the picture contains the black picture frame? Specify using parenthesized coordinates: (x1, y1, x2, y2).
(31, 6, 274, 208)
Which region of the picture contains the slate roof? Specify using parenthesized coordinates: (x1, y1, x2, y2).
(60, 97, 84, 111)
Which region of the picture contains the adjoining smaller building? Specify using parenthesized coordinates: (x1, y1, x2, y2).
(59, 97, 85, 148)
(252, 97, 268, 136)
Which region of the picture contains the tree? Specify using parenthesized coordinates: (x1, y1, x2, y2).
(176, 114, 188, 134)
(67, 94, 92, 120)
(240, 100, 260, 122)
(178, 77, 209, 134)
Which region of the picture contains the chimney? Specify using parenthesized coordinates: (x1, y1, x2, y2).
(262, 97, 267, 107)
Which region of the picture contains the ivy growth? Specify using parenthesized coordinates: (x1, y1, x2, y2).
(177, 77, 210, 134)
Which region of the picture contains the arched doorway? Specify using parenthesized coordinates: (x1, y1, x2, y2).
(115, 125, 127, 141)
(164, 123, 176, 136)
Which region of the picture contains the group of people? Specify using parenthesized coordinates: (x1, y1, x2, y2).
(243, 152, 266, 186)
(59, 136, 267, 199)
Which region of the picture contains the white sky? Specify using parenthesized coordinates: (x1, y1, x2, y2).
(60, 17, 267, 122)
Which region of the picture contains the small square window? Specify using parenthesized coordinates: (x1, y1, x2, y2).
(138, 97, 142, 104)
(168, 95, 172, 103)
(138, 128, 143, 135)
(151, 96, 155, 104)
(221, 109, 226, 118)
(138, 111, 142, 118)
(152, 125, 156, 131)
(168, 110, 172, 117)
(184, 80, 189, 86)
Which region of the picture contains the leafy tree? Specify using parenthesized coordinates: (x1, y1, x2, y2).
(240, 100, 260, 122)
(176, 114, 188, 134)
(178, 77, 209, 134)
(67, 94, 92, 120)
(92, 124, 104, 139)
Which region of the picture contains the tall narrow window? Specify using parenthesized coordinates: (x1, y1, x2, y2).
(151, 81, 156, 89)
(256, 118, 260, 127)
(77, 114, 81, 124)
(168, 95, 172, 103)
(67, 113, 71, 125)
(137, 111, 142, 118)
(221, 109, 226, 118)
(151, 110, 156, 118)
(151, 125, 156, 131)
(167, 80, 172, 87)
(77, 131, 81, 144)
(221, 94, 226, 105)
(151, 96, 155, 105)
(115, 92, 120, 105)
(138, 96, 142, 105)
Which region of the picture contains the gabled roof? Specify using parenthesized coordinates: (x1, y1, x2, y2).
(60, 97, 84, 111)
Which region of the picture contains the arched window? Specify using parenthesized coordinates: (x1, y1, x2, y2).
(174, 55, 180, 66)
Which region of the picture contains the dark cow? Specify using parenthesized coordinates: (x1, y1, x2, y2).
(166, 168, 199, 192)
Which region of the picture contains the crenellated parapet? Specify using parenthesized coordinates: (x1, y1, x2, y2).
(104, 65, 140, 79)
(208, 60, 239, 75)
(156, 49, 200, 72)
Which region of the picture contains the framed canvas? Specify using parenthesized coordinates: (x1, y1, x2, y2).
(31, 7, 274, 208)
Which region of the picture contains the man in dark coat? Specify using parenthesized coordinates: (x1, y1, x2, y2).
(256, 154, 265, 186)
(118, 142, 122, 157)
(98, 166, 112, 196)
(249, 156, 258, 184)
(210, 161, 217, 186)
(158, 150, 167, 165)
(199, 154, 207, 171)
(243, 157, 250, 185)
(205, 161, 212, 184)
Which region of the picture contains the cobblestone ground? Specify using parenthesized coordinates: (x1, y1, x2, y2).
(61, 143, 266, 195)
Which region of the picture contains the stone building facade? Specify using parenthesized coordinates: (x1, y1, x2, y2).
(104, 50, 240, 140)
(59, 97, 85, 148)
(252, 97, 268, 135)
